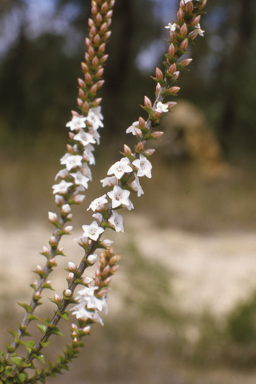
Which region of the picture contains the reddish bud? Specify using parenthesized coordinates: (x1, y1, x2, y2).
(104, 276, 112, 285)
(99, 43, 106, 53)
(167, 101, 177, 109)
(156, 82, 161, 93)
(188, 29, 199, 40)
(54, 294, 61, 302)
(78, 78, 86, 88)
(83, 101, 90, 111)
(124, 144, 132, 155)
(88, 46, 95, 57)
(95, 13, 102, 25)
(90, 26, 97, 36)
(136, 142, 144, 152)
(173, 71, 180, 79)
(109, 255, 121, 265)
(109, 0, 115, 8)
(168, 63, 177, 75)
(78, 89, 85, 99)
(85, 38, 91, 47)
(155, 67, 163, 79)
(169, 30, 177, 41)
(77, 98, 83, 107)
(106, 10, 113, 19)
(92, 56, 99, 66)
(90, 84, 98, 94)
(197, 0, 207, 10)
(96, 68, 104, 77)
(110, 265, 119, 273)
(104, 31, 112, 40)
(81, 62, 89, 72)
(91, 5, 97, 16)
(168, 43, 176, 57)
(100, 22, 108, 33)
(191, 15, 201, 27)
(139, 116, 146, 128)
(143, 148, 155, 157)
(66, 144, 74, 153)
(100, 54, 108, 63)
(101, 2, 108, 13)
(180, 0, 185, 10)
(144, 96, 152, 108)
(71, 110, 79, 117)
(177, 8, 184, 22)
(85, 72, 92, 83)
(169, 86, 180, 94)
(94, 98, 102, 105)
(97, 80, 105, 88)
(102, 265, 110, 276)
(85, 52, 90, 62)
(179, 58, 193, 67)
(152, 131, 164, 139)
(94, 34, 101, 45)
(88, 18, 94, 28)
(185, 1, 194, 14)
(180, 23, 188, 37)
(69, 132, 75, 140)
(180, 38, 188, 50)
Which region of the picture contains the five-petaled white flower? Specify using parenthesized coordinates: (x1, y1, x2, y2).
(70, 171, 89, 189)
(82, 221, 104, 241)
(87, 107, 104, 130)
(132, 154, 152, 178)
(66, 115, 87, 131)
(61, 154, 83, 171)
(100, 176, 118, 187)
(88, 194, 108, 212)
(129, 174, 144, 197)
(126, 121, 142, 136)
(165, 22, 177, 31)
(107, 185, 132, 209)
(52, 180, 73, 195)
(73, 130, 96, 146)
(155, 101, 169, 113)
(195, 23, 205, 37)
(108, 210, 124, 233)
(107, 157, 133, 179)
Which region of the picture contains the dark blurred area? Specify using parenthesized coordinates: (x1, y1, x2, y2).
(0, 0, 256, 157)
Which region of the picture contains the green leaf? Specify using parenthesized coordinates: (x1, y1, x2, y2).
(27, 314, 40, 321)
(8, 330, 18, 338)
(17, 373, 26, 383)
(43, 318, 51, 326)
(41, 283, 54, 290)
(18, 302, 32, 312)
(25, 341, 36, 348)
(37, 324, 47, 335)
(40, 341, 50, 348)
(10, 357, 21, 366)
(35, 354, 45, 364)
(61, 312, 69, 321)
(50, 327, 64, 337)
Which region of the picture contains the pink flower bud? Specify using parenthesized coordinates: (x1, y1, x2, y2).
(109, 0, 115, 8)
(54, 294, 60, 302)
(77, 98, 83, 107)
(64, 225, 73, 234)
(99, 43, 106, 53)
(100, 54, 108, 63)
(102, 239, 114, 248)
(169, 86, 180, 94)
(85, 37, 91, 47)
(78, 78, 86, 88)
(91, 5, 97, 16)
(88, 46, 95, 58)
(179, 58, 193, 67)
(109, 255, 121, 265)
(197, 0, 207, 10)
(143, 148, 155, 157)
(81, 62, 89, 72)
(42, 246, 48, 253)
(168, 63, 177, 75)
(62, 204, 71, 214)
(94, 34, 101, 45)
(55, 194, 65, 206)
(49, 236, 57, 246)
(83, 101, 90, 111)
(177, 8, 184, 21)
(180, 0, 185, 10)
(180, 23, 188, 37)
(94, 98, 102, 105)
(88, 18, 94, 28)
(83, 276, 93, 285)
(110, 265, 119, 273)
(104, 31, 112, 40)
(92, 56, 99, 67)
(68, 272, 74, 282)
(167, 101, 177, 109)
(169, 30, 176, 41)
(191, 15, 201, 27)
(124, 144, 132, 155)
(173, 71, 180, 79)
(36, 265, 43, 273)
(78, 89, 85, 98)
(89, 26, 97, 37)
(185, 1, 194, 14)
(106, 10, 113, 19)
(69, 132, 75, 140)
(139, 116, 146, 128)
(155, 67, 163, 80)
(82, 326, 91, 334)
(151, 131, 164, 139)
(95, 13, 103, 25)
(168, 43, 176, 57)
(156, 83, 161, 93)
(188, 29, 199, 40)
(101, 2, 108, 13)
(71, 323, 77, 329)
(96, 68, 104, 77)
(144, 96, 152, 108)
(97, 80, 105, 88)
(68, 262, 77, 271)
(102, 265, 110, 276)
(84, 72, 92, 83)
(87, 254, 97, 265)
(136, 142, 144, 152)
(71, 110, 79, 117)
(49, 257, 56, 266)
(65, 289, 72, 297)
(100, 22, 108, 33)
(180, 38, 188, 50)
(104, 276, 112, 285)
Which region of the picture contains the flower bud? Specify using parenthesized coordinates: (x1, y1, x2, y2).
(87, 254, 97, 265)
(62, 204, 71, 214)
(173, 71, 180, 80)
(92, 56, 99, 67)
(77, 98, 83, 107)
(96, 68, 104, 77)
(63, 225, 73, 234)
(65, 289, 72, 297)
(180, 38, 188, 50)
(48, 211, 58, 223)
(138, 116, 146, 128)
(109, 255, 121, 265)
(102, 239, 114, 248)
(197, 0, 207, 10)
(68, 262, 77, 272)
(78, 78, 86, 88)
(136, 142, 144, 152)
(188, 29, 199, 40)
(88, 18, 94, 28)
(100, 54, 108, 63)
(169, 30, 176, 41)
(90, 84, 98, 93)
(177, 8, 184, 22)
(102, 265, 110, 276)
(54, 294, 61, 302)
(169, 86, 180, 94)
(106, 10, 113, 19)
(94, 98, 102, 105)
(101, 2, 108, 13)
(144, 96, 152, 108)
(104, 276, 112, 285)
(55, 194, 65, 206)
(83, 276, 93, 285)
(99, 43, 106, 53)
(81, 62, 89, 72)
(155, 67, 163, 80)
(69, 132, 75, 140)
(152, 131, 164, 139)
(109, 0, 115, 8)
(167, 101, 177, 109)
(104, 31, 112, 40)
(36, 265, 43, 273)
(42, 246, 48, 253)
(82, 326, 91, 334)
(185, 1, 194, 14)
(124, 144, 132, 155)
(168, 43, 176, 57)
(143, 148, 155, 157)
(49, 258, 56, 266)
(73, 194, 85, 204)
(180, 0, 185, 10)
(88, 46, 95, 57)
(68, 272, 74, 282)
(83, 101, 90, 111)
(78, 89, 85, 99)
(97, 80, 105, 88)
(71, 323, 78, 329)
(49, 236, 57, 246)
(156, 83, 161, 93)
(95, 13, 103, 25)
(191, 15, 201, 27)
(179, 58, 193, 67)
(180, 23, 188, 37)
(110, 265, 119, 273)
(91, 4, 97, 16)
(89, 26, 97, 37)
(94, 34, 101, 45)
(100, 22, 108, 33)
(85, 72, 92, 83)
(168, 63, 177, 75)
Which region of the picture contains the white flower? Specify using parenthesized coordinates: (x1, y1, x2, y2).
(100, 176, 118, 187)
(107, 157, 133, 179)
(107, 185, 132, 209)
(195, 23, 205, 37)
(132, 154, 152, 178)
(73, 130, 96, 146)
(82, 221, 104, 241)
(52, 180, 73, 195)
(61, 154, 83, 171)
(126, 121, 142, 136)
(80, 163, 92, 181)
(88, 194, 108, 212)
(83, 147, 95, 165)
(66, 115, 87, 131)
(71, 171, 89, 189)
(87, 107, 104, 130)
(88, 126, 101, 145)
(129, 174, 144, 197)
(55, 168, 69, 180)
(62, 204, 71, 214)
(109, 210, 124, 233)
(165, 22, 177, 31)
(92, 212, 103, 223)
(87, 254, 98, 265)
(155, 101, 169, 113)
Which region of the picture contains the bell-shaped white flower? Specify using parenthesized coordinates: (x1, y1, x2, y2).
(88, 194, 108, 212)
(129, 174, 144, 197)
(108, 210, 124, 233)
(132, 154, 152, 178)
(107, 157, 133, 180)
(82, 221, 104, 241)
(107, 185, 132, 209)
(100, 176, 118, 187)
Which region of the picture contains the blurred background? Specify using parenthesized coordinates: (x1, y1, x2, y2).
(1, 0, 256, 383)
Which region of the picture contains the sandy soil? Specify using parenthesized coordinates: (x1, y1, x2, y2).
(1, 215, 256, 318)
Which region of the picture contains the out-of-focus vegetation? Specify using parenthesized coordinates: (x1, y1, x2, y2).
(0, 0, 256, 157)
